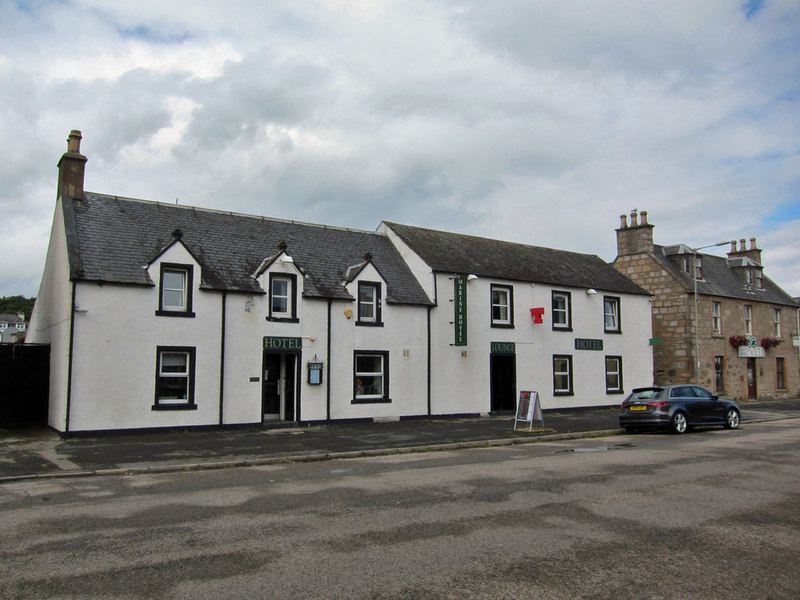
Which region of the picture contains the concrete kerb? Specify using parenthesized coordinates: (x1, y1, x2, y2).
(0, 428, 627, 484)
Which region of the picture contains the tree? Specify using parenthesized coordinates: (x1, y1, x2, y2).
(0, 296, 35, 320)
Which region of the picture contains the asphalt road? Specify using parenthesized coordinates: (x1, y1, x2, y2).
(1, 417, 798, 599)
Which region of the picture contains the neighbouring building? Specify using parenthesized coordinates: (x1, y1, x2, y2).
(613, 209, 800, 402)
(0, 314, 27, 343)
(28, 131, 653, 434)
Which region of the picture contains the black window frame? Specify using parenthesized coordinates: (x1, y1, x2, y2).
(268, 273, 299, 322)
(603, 295, 621, 334)
(605, 355, 623, 394)
(156, 263, 195, 317)
(551, 290, 572, 331)
(153, 346, 197, 411)
(490, 284, 514, 328)
(352, 350, 391, 404)
(553, 354, 574, 396)
(356, 281, 383, 327)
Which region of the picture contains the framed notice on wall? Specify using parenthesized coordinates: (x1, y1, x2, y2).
(514, 390, 544, 431)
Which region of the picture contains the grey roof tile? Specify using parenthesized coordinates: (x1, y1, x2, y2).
(383, 222, 649, 295)
(66, 193, 432, 305)
(654, 245, 798, 306)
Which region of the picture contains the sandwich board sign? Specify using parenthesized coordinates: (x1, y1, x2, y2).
(514, 390, 544, 431)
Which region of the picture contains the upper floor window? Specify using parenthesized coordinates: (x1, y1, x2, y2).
(744, 305, 753, 335)
(604, 296, 621, 333)
(754, 269, 764, 290)
(269, 273, 298, 321)
(357, 282, 382, 326)
(684, 255, 703, 280)
(773, 309, 781, 337)
(157, 264, 195, 317)
(712, 301, 722, 335)
(552, 291, 572, 331)
(15, 322, 26, 331)
(0, 322, 7, 330)
(491, 284, 514, 328)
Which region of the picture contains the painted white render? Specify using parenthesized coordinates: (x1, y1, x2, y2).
(26, 199, 73, 430)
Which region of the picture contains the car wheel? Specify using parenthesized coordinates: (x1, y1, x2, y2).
(725, 408, 740, 430)
(670, 411, 688, 434)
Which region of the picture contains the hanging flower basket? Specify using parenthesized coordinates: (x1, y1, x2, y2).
(760, 337, 781, 349)
(728, 335, 748, 348)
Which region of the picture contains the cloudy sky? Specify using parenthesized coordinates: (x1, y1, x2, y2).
(2, 0, 799, 299)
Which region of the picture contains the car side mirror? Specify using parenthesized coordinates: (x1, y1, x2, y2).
(711, 395, 719, 401)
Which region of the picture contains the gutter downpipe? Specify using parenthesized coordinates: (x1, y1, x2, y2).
(427, 305, 432, 416)
(65, 280, 76, 435)
(326, 299, 332, 421)
(218, 291, 227, 428)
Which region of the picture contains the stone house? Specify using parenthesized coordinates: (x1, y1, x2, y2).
(613, 210, 799, 401)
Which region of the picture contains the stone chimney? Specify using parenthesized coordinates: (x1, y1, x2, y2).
(615, 209, 655, 257)
(57, 130, 87, 200)
(727, 236, 762, 266)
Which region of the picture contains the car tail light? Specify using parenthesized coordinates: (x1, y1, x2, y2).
(648, 401, 669, 408)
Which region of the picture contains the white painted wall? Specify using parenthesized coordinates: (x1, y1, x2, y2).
(428, 273, 653, 413)
(26, 200, 73, 431)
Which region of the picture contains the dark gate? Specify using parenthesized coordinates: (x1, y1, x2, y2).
(0, 344, 50, 427)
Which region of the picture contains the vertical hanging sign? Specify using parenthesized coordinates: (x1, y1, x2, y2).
(454, 275, 467, 346)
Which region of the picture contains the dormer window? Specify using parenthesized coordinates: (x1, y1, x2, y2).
(268, 273, 298, 321)
(156, 264, 195, 317)
(357, 281, 382, 326)
(753, 269, 764, 290)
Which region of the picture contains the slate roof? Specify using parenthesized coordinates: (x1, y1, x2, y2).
(654, 245, 798, 307)
(65, 193, 432, 305)
(383, 222, 650, 296)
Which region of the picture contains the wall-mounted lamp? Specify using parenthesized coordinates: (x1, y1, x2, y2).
(74, 307, 89, 313)
(586, 289, 597, 295)
(467, 274, 478, 281)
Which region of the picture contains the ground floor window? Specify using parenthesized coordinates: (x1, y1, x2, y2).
(714, 356, 724, 392)
(553, 355, 573, 396)
(353, 351, 390, 403)
(153, 346, 197, 410)
(605, 356, 623, 394)
(776, 357, 785, 390)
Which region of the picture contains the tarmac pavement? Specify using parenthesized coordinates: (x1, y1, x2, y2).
(1, 399, 798, 483)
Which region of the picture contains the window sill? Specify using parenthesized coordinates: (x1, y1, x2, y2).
(266, 316, 300, 323)
(604, 330, 622, 335)
(155, 310, 196, 318)
(553, 392, 574, 397)
(356, 321, 384, 327)
(152, 403, 198, 411)
(606, 389, 625, 395)
(491, 323, 514, 329)
(352, 397, 392, 404)
(553, 326, 573, 332)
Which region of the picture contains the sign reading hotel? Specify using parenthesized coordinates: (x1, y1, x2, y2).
(263, 336, 302, 350)
(575, 338, 603, 351)
(454, 275, 467, 346)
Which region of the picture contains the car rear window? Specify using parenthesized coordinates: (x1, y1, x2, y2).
(631, 389, 663, 400)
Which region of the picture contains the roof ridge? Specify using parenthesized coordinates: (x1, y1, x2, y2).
(84, 191, 385, 237)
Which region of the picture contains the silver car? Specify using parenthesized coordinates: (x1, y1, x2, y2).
(619, 385, 741, 434)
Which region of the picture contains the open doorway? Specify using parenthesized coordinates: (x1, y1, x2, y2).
(490, 353, 517, 413)
(263, 351, 298, 421)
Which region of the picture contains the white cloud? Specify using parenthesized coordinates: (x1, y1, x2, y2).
(1, 0, 799, 298)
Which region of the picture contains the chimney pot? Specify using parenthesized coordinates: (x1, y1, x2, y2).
(619, 214, 628, 229)
(750, 237, 757, 250)
(630, 210, 639, 227)
(729, 240, 737, 254)
(640, 210, 648, 225)
(67, 130, 82, 154)
(739, 238, 746, 252)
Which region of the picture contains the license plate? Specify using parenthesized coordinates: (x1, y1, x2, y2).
(630, 405, 647, 411)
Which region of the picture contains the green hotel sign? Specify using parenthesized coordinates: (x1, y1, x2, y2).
(574, 338, 603, 351)
(454, 275, 467, 346)
(263, 336, 302, 350)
